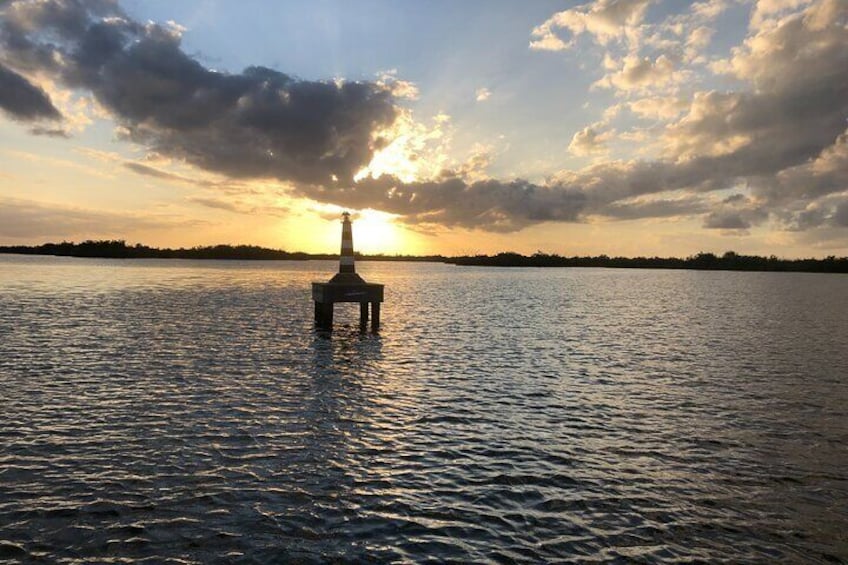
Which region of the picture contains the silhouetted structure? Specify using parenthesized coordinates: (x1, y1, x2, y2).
(311, 213, 385, 331)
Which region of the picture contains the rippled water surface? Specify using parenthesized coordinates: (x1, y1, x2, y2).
(1, 255, 847, 563)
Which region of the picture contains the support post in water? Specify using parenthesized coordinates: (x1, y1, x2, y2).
(312, 212, 384, 332)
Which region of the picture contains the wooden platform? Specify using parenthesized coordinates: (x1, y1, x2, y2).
(312, 281, 384, 330)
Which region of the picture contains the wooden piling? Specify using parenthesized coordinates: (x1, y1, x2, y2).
(371, 302, 380, 330)
(360, 302, 369, 326)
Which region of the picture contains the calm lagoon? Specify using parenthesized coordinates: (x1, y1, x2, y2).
(1, 255, 846, 562)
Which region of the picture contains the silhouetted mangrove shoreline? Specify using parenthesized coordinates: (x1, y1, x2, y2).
(447, 251, 848, 273)
(0, 240, 443, 262)
(1, 240, 846, 273)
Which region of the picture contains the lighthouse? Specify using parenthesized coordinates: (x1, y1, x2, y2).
(329, 212, 365, 284)
(312, 212, 385, 331)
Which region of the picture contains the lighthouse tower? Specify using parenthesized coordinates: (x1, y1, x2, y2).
(312, 212, 385, 330)
(329, 212, 365, 284)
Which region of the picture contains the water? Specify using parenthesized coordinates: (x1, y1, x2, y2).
(1, 254, 846, 563)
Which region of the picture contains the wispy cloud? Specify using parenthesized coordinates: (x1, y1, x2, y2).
(0, 197, 201, 239)
(187, 196, 289, 217)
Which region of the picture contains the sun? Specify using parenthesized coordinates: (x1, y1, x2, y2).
(307, 205, 412, 255)
(349, 209, 409, 255)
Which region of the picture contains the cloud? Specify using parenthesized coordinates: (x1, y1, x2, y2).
(4, 147, 114, 178)
(188, 196, 244, 214)
(593, 54, 680, 92)
(750, 0, 813, 29)
(702, 195, 768, 231)
(0, 0, 398, 185)
(105, 158, 245, 190)
(712, 0, 845, 90)
(297, 47, 848, 233)
(0, 197, 198, 239)
(568, 124, 615, 156)
(354, 109, 454, 183)
(298, 152, 760, 231)
(124, 161, 187, 182)
(528, 33, 569, 51)
(534, 0, 729, 101)
(0, 62, 61, 121)
(703, 211, 753, 230)
(833, 201, 848, 227)
(628, 96, 688, 120)
(475, 88, 491, 102)
(29, 125, 70, 137)
(669, 0, 848, 171)
(187, 196, 289, 217)
(754, 132, 848, 206)
(691, 0, 729, 21)
(377, 69, 419, 100)
(530, 0, 654, 50)
(296, 174, 589, 232)
(600, 193, 713, 220)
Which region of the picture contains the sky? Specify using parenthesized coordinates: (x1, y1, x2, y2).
(1, 0, 847, 257)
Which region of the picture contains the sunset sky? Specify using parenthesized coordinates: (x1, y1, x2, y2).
(1, 0, 847, 256)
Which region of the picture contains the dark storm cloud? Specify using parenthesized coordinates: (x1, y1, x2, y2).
(0, 0, 397, 185)
(298, 174, 589, 232)
(0, 62, 61, 120)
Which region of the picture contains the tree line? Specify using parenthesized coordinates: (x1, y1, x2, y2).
(446, 251, 848, 273)
(1, 241, 846, 273)
(0, 240, 443, 262)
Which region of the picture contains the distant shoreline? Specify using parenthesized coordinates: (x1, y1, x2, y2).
(1, 240, 846, 273)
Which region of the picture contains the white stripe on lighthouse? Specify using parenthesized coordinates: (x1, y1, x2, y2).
(340, 256, 355, 266)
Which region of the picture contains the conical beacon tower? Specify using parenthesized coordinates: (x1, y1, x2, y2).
(312, 212, 385, 330)
(329, 212, 365, 284)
